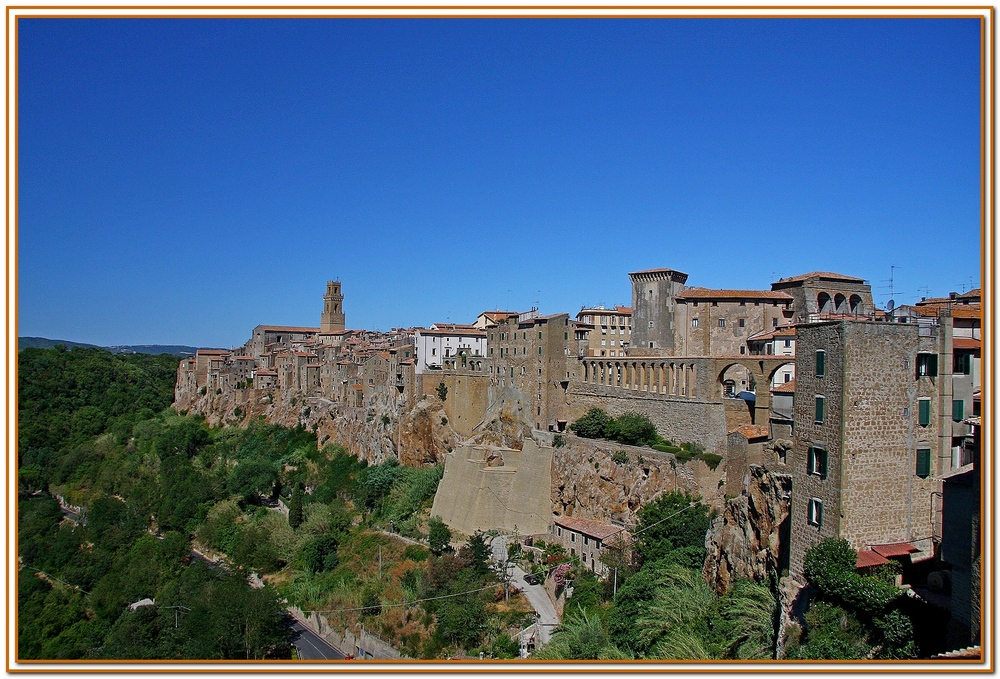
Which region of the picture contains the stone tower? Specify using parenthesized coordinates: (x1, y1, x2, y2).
(320, 280, 346, 333)
(628, 268, 689, 356)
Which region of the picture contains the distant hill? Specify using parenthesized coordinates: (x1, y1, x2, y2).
(19, 337, 215, 357)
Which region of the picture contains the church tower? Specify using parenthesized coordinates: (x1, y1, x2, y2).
(320, 281, 346, 333)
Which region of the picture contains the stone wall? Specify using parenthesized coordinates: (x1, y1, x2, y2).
(567, 381, 729, 454)
(417, 372, 490, 438)
(430, 440, 554, 536)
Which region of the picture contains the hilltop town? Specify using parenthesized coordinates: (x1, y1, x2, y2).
(174, 268, 982, 655)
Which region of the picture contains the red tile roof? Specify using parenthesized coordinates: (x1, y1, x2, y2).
(553, 515, 629, 542)
(479, 310, 519, 321)
(729, 424, 770, 440)
(772, 271, 866, 284)
(772, 379, 796, 394)
(259, 325, 320, 333)
(953, 338, 981, 350)
(916, 303, 982, 319)
(615, 306, 633, 314)
(677, 288, 793, 301)
(871, 542, 919, 558)
(748, 326, 796, 342)
(856, 550, 890, 568)
(417, 328, 487, 338)
(255, 369, 277, 376)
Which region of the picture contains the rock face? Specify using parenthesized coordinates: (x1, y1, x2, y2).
(550, 434, 726, 527)
(703, 464, 792, 595)
(174, 385, 457, 467)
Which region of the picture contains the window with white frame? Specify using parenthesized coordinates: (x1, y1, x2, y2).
(808, 498, 823, 527)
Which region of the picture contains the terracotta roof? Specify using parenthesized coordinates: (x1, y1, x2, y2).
(399, 359, 414, 365)
(553, 515, 629, 542)
(255, 369, 277, 376)
(196, 349, 229, 355)
(432, 323, 479, 331)
(337, 360, 353, 365)
(479, 310, 519, 321)
(953, 338, 981, 350)
(377, 351, 391, 360)
(856, 550, 890, 569)
(930, 645, 981, 660)
(615, 306, 633, 314)
(306, 363, 322, 368)
(730, 424, 770, 440)
(916, 303, 982, 319)
(677, 288, 793, 301)
(628, 267, 687, 277)
(871, 542, 919, 558)
(352, 384, 363, 390)
(748, 326, 796, 342)
(772, 379, 796, 394)
(772, 271, 866, 284)
(259, 325, 320, 333)
(957, 288, 981, 300)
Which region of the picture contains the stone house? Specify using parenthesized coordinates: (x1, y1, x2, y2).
(788, 314, 976, 578)
(770, 271, 874, 324)
(549, 515, 629, 576)
(414, 328, 487, 374)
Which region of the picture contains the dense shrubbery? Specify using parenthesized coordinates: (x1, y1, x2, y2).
(570, 408, 658, 446)
(790, 538, 921, 659)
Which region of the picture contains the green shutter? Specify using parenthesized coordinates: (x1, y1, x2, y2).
(953, 399, 965, 421)
(815, 396, 825, 423)
(807, 448, 815, 475)
(816, 350, 826, 377)
(816, 501, 823, 527)
(919, 399, 930, 426)
(818, 450, 827, 479)
(916, 449, 931, 477)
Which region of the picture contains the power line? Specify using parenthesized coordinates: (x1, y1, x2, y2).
(300, 583, 497, 615)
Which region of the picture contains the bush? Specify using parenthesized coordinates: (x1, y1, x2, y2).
(699, 453, 722, 470)
(803, 539, 902, 616)
(553, 434, 566, 448)
(428, 516, 452, 556)
(403, 544, 429, 562)
(570, 408, 613, 439)
(609, 412, 658, 447)
(436, 383, 448, 401)
(611, 450, 629, 465)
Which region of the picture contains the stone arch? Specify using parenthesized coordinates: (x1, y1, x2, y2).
(766, 360, 797, 390)
(817, 291, 832, 314)
(834, 293, 847, 313)
(849, 294, 864, 315)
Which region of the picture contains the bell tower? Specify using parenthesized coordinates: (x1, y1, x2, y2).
(320, 280, 346, 333)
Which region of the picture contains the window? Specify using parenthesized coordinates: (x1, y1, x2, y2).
(583, 536, 589, 546)
(539, 332, 543, 339)
(431, 348, 436, 356)
(712, 301, 718, 307)
(564, 332, 568, 340)
(953, 399, 965, 421)
(808, 498, 823, 527)
(739, 346, 746, 354)
(808, 447, 828, 479)
(916, 353, 938, 377)
(918, 399, 931, 426)
(955, 352, 972, 375)
(692, 318, 699, 328)
(538, 347, 543, 355)
(916, 448, 931, 478)
(773, 318, 779, 328)
(601, 340, 606, 346)
(739, 301, 746, 306)
(719, 319, 726, 328)
(648, 321, 654, 328)
(815, 395, 825, 423)
(784, 373, 791, 383)
(557, 527, 562, 536)
(816, 350, 826, 377)
(570, 533, 575, 543)
(738, 318, 745, 327)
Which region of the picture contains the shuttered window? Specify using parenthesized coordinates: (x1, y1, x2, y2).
(815, 396, 825, 423)
(808, 498, 824, 527)
(916, 449, 931, 478)
(953, 399, 965, 422)
(808, 447, 828, 479)
(816, 350, 826, 377)
(918, 399, 931, 426)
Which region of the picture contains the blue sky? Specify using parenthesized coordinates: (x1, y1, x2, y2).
(18, 18, 981, 347)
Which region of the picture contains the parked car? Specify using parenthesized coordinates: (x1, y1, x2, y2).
(523, 573, 541, 586)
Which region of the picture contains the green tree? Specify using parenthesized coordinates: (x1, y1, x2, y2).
(535, 610, 628, 659)
(633, 491, 712, 569)
(607, 411, 658, 446)
(463, 531, 491, 576)
(428, 516, 452, 556)
(436, 382, 448, 401)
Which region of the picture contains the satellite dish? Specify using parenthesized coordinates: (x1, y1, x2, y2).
(887, 299, 895, 311)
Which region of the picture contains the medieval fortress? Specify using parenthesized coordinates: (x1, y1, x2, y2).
(174, 267, 981, 636)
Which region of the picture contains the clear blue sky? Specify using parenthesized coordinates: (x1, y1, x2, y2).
(18, 18, 982, 348)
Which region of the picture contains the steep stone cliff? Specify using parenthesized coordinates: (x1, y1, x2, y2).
(703, 464, 792, 595)
(550, 434, 726, 527)
(174, 383, 457, 467)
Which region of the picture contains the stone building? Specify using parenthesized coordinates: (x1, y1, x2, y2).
(549, 515, 629, 576)
(770, 271, 873, 324)
(788, 314, 974, 577)
(628, 268, 689, 356)
(576, 305, 632, 357)
(319, 280, 346, 334)
(488, 311, 582, 431)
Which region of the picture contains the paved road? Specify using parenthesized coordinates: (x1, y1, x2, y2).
(491, 536, 559, 645)
(289, 617, 348, 660)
